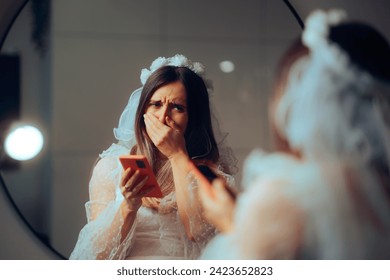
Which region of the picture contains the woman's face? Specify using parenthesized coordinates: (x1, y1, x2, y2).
(145, 81, 189, 133)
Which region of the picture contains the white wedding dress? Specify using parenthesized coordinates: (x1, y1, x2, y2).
(70, 143, 233, 260)
(201, 150, 390, 259)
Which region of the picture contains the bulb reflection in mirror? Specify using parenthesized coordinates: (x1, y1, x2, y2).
(4, 124, 44, 161)
(219, 60, 235, 73)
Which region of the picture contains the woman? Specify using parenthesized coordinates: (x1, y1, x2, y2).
(70, 54, 236, 259)
(199, 10, 390, 259)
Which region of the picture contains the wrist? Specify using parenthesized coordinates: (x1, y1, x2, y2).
(168, 150, 189, 162)
(121, 200, 141, 217)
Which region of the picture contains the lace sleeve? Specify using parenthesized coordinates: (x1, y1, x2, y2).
(182, 166, 235, 258)
(69, 156, 137, 259)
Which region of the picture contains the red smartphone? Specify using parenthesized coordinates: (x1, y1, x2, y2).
(119, 155, 163, 198)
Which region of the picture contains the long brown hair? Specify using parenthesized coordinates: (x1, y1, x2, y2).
(133, 66, 220, 209)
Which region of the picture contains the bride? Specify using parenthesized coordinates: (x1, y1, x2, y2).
(199, 10, 390, 259)
(70, 54, 236, 260)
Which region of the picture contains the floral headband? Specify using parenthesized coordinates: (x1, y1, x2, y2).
(275, 9, 376, 158)
(139, 54, 213, 91)
(302, 10, 351, 75)
(302, 9, 372, 89)
(303, 9, 347, 49)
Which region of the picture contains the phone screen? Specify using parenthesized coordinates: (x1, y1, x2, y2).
(197, 164, 236, 200)
(197, 165, 218, 183)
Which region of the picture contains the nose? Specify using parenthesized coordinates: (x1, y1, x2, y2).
(156, 104, 169, 123)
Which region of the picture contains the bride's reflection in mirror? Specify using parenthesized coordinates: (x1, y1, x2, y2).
(0, 0, 301, 258)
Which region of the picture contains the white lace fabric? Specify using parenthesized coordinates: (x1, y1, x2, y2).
(70, 143, 233, 259)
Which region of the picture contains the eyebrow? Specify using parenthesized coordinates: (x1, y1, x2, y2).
(172, 101, 187, 109)
(149, 98, 187, 104)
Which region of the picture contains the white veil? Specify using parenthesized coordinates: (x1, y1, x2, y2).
(112, 87, 141, 149)
(275, 10, 390, 170)
(274, 10, 390, 258)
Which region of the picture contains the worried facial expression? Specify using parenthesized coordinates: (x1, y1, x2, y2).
(145, 81, 189, 133)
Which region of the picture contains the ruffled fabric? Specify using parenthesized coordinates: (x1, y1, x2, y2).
(70, 143, 233, 260)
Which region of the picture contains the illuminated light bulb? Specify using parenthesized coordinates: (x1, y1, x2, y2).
(4, 125, 44, 161)
(219, 60, 235, 73)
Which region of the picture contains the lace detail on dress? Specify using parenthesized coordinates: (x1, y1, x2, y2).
(183, 165, 235, 254)
(70, 142, 232, 259)
(185, 171, 217, 247)
(70, 153, 139, 259)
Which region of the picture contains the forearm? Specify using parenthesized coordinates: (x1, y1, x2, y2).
(95, 201, 138, 259)
(120, 202, 139, 242)
(169, 152, 210, 241)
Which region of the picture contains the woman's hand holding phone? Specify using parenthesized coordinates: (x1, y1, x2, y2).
(119, 155, 163, 198)
(120, 167, 153, 211)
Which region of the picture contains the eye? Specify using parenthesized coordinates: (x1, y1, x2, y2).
(148, 101, 162, 108)
(172, 103, 185, 112)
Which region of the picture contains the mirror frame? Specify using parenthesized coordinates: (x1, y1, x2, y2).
(0, 0, 66, 259)
(0, 0, 27, 48)
(0, 0, 302, 259)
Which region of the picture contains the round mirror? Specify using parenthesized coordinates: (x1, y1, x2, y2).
(0, 0, 302, 259)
